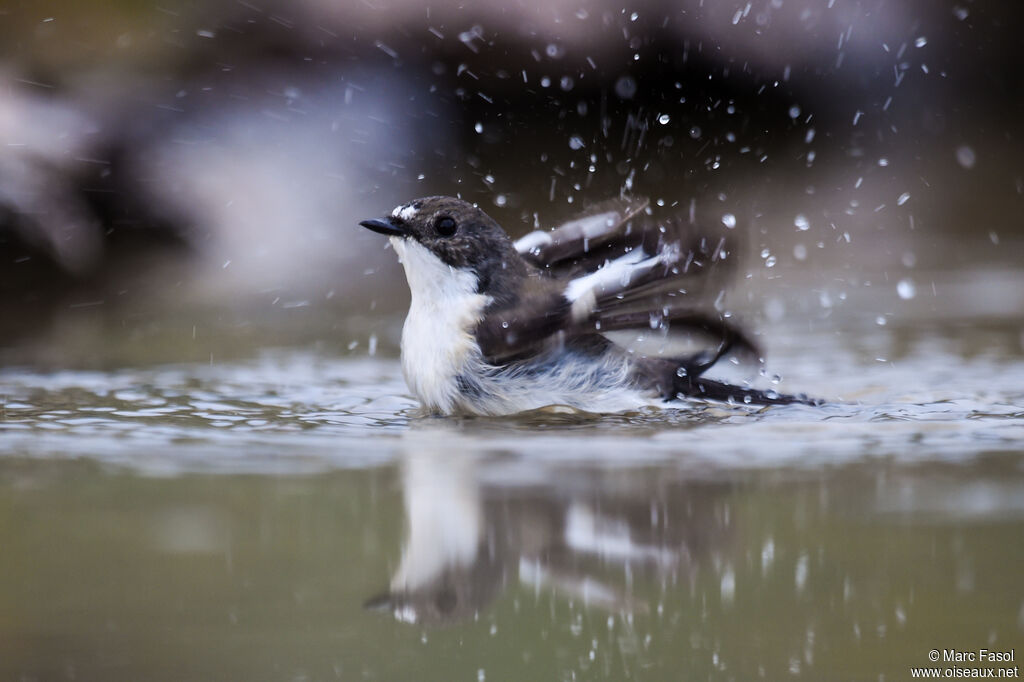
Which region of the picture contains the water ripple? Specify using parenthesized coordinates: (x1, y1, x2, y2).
(1, 337, 1022, 474)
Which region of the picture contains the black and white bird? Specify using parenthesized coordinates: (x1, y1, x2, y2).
(360, 196, 816, 416)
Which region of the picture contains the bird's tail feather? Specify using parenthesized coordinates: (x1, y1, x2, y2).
(674, 375, 823, 406)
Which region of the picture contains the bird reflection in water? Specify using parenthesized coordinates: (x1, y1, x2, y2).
(365, 427, 734, 625)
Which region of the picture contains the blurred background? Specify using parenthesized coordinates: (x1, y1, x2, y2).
(1, 0, 1021, 367)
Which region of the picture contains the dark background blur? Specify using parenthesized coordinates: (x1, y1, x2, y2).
(1, 0, 1021, 366)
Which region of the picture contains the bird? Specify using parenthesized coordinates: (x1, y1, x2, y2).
(359, 195, 817, 416)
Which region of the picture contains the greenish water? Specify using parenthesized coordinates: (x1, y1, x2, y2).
(2, 302, 1023, 681)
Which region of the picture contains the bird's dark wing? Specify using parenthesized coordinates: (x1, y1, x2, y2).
(515, 196, 737, 301)
(474, 276, 573, 363)
(514, 196, 650, 275)
(483, 200, 815, 405)
(520, 199, 756, 359)
(479, 208, 757, 365)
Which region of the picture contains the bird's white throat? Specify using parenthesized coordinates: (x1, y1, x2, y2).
(390, 237, 491, 413)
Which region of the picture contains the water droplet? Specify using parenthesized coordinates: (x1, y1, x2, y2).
(630, 11, 639, 21)
(560, 75, 574, 91)
(494, 194, 507, 207)
(546, 43, 564, 58)
(788, 104, 801, 119)
(793, 243, 807, 260)
(676, 367, 688, 377)
(721, 213, 736, 229)
(540, 76, 551, 88)
(915, 36, 927, 48)
(897, 192, 910, 206)
(474, 122, 483, 134)
(901, 251, 916, 267)
(956, 145, 976, 169)
(770, 374, 782, 385)
(760, 248, 771, 259)
(765, 255, 777, 268)
(658, 113, 671, 124)
(568, 135, 585, 150)
(794, 214, 810, 231)
(689, 126, 702, 139)
(794, 554, 808, 591)
(897, 278, 916, 300)
(878, 157, 889, 167)
(614, 76, 637, 99)
(953, 6, 968, 20)
(720, 568, 735, 603)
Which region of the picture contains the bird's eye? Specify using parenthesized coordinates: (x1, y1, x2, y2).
(434, 215, 458, 237)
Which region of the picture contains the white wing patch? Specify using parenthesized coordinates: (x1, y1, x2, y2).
(563, 248, 676, 322)
(513, 209, 621, 255)
(563, 249, 647, 302)
(512, 230, 552, 254)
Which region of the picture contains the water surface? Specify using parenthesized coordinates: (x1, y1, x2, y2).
(2, 281, 1023, 681)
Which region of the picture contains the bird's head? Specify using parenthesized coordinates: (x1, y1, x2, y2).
(360, 196, 527, 300)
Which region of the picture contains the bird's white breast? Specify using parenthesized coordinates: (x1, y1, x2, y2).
(390, 237, 491, 413)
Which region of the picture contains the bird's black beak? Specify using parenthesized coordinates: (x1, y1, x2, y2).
(359, 216, 407, 237)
